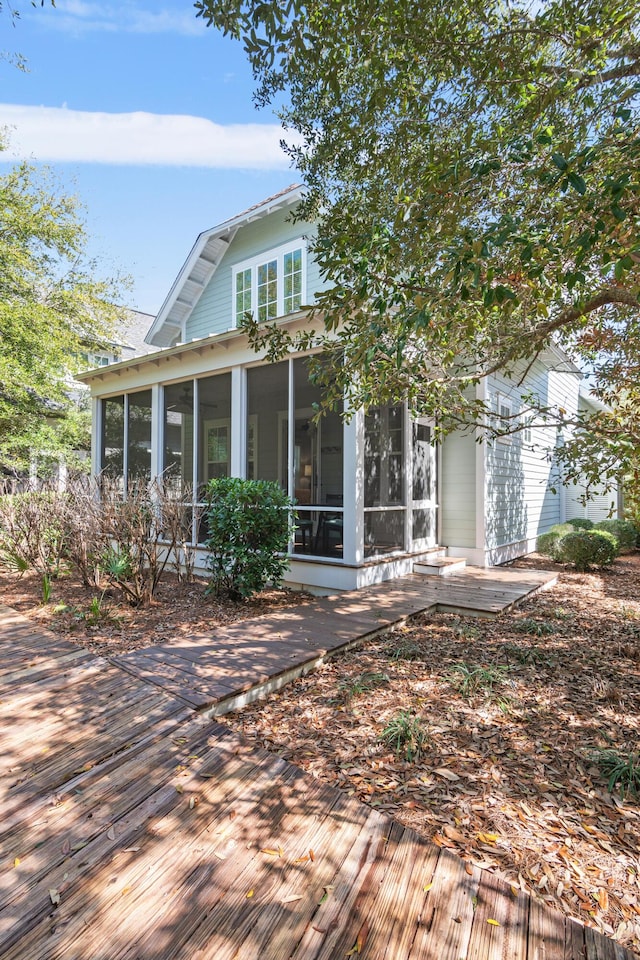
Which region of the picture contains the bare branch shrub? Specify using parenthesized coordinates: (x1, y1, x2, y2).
(0, 486, 68, 575)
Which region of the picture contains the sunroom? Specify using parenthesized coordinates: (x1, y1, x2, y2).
(85, 333, 439, 593)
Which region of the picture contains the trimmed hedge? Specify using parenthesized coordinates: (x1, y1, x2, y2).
(566, 517, 594, 530)
(594, 518, 637, 553)
(556, 529, 618, 571)
(536, 523, 575, 561)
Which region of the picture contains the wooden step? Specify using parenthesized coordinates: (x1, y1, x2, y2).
(413, 557, 467, 577)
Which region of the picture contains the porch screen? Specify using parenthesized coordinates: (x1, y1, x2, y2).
(364, 405, 406, 555)
(127, 390, 152, 483)
(246, 362, 288, 488)
(101, 395, 125, 483)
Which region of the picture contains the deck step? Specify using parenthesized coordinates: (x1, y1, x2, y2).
(413, 557, 467, 577)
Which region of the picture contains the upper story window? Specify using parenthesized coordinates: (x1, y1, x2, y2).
(232, 240, 306, 327)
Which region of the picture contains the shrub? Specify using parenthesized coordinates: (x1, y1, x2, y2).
(556, 529, 618, 571)
(594, 518, 637, 553)
(593, 748, 640, 799)
(566, 517, 593, 530)
(0, 490, 67, 575)
(204, 477, 292, 600)
(536, 523, 574, 560)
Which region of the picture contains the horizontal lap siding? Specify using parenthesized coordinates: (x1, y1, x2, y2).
(485, 362, 580, 549)
(186, 210, 321, 342)
(441, 431, 477, 548)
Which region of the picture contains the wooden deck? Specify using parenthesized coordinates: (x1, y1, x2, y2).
(113, 566, 558, 714)
(2, 571, 635, 960)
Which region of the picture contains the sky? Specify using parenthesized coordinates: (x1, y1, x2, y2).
(0, 0, 298, 317)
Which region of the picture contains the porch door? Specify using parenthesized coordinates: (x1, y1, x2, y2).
(411, 419, 437, 549)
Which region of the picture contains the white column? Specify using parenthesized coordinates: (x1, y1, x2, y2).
(150, 384, 163, 483)
(404, 405, 413, 552)
(475, 379, 488, 565)
(343, 408, 363, 564)
(91, 396, 101, 478)
(230, 366, 244, 477)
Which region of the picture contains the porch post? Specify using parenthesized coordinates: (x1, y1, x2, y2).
(91, 396, 101, 478)
(343, 408, 363, 564)
(150, 384, 163, 483)
(230, 367, 245, 478)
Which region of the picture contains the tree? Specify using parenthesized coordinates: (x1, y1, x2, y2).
(0, 157, 126, 474)
(196, 0, 640, 489)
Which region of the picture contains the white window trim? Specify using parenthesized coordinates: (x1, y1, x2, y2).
(231, 238, 307, 328)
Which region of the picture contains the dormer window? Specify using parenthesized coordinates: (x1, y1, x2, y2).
(233, 240, 306, 327)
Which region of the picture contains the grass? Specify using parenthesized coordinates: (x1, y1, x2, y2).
(512, 617, 558, 636)
(337, 671, 390, 701)
(447, 662, 510, 698)
(593, 748, 640, 799)
(379, 711, 430, 762)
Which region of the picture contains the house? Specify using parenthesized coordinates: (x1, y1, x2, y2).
(77, 185, 617, 593)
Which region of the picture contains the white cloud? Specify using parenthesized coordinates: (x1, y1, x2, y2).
(35, 1, 207, 36)
(0, 104, 293, 170)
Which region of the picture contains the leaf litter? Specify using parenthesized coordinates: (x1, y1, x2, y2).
(221, 554, 640, 954)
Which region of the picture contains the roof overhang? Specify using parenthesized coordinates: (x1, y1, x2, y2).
(145, 184, 305, 349)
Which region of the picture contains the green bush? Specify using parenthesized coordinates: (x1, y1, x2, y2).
(566, 517, 593, 530)
(204, 477, 292, 600)
(556, 529, 618, 571)
(536, 523, 574, 560)
(594, 518, 637, 553)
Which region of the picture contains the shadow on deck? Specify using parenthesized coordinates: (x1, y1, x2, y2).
(2, 566, 633, 960)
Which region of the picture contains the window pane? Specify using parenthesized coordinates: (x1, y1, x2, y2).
(284, 247, 303, 313)
(292, 357, 343, 508)
(198, 373, 232, 495)
(235, 268, 252, 325)
(257, 259, 278, 321)
(127, 390, 152, 483)
(101, 395, 124, 483)
(365, 510, 405, 555)
(246, 362, 288, 489)
(163, 381, 194, 495)
(364, 405, 404, 507)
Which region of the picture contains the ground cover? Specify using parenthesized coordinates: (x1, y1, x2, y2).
(0, 569, 311, 657)
(222, 554, 640, 953)
(1, 554, 639, 951)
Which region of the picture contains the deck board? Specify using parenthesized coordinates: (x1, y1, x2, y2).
(1, 576, 636, 960)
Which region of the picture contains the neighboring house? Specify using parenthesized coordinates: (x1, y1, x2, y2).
(77, 185, 617, 593)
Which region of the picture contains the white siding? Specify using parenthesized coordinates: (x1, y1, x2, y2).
(484, 359, 581, 552)
(440, 430, 476, 548)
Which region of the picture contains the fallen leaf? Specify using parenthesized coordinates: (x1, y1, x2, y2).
(487, 918, 500, 926)
(246, 889, 254, 899)
(13, 858, 20, 868)
(261, 848, 282, 857)
(434, 768, 460, 781)
(346, 921, 369, 955)
(189, 796, 199, 809)
(107, 827, 116, 841)
(49, 888, 61, 906)
(423, 882, 433, 892)
(282, 894, 303, 904)
(309, 848, 315, 861)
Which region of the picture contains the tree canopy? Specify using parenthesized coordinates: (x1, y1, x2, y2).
(0, 158, 126, 474)
(196, 0, 640, 487)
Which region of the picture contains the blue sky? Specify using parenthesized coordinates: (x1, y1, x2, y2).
(0, 0, 297, 316)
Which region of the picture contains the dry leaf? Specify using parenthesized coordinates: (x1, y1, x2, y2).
(346, 921, 369, 955)
(487, 918, 500, 926)
(246, 889, 254, 899)
(281, 894, 303, 904)
(107, 827, 116, 841)
(261, 848, 282, 857)
(49, 888, 61, 906)
(434, 768, 460, 781)
(13, 858, 20, 868)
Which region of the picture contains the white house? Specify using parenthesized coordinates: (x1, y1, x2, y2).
(78, 184, 614, 593)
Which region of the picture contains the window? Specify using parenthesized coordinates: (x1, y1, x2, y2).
(494, 393, 515, 444)
(235, 268, 252, 326)
(232, 240, 306, 327)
